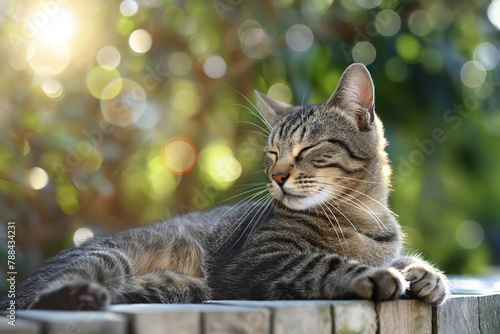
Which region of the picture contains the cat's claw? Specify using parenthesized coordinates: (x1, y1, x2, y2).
(351, 267, 408, 301)
(403, 266, 450, 305)
(31, 282, 109, 311)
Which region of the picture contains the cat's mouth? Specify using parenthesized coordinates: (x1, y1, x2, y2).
(282, 191, 307, 199)
(270, 185, 330, 211)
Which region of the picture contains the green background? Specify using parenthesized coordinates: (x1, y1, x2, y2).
(1, 0, 500, 293)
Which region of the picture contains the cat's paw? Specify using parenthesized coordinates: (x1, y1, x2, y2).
(31, 282, 109, 311)
(403, 266, 450, 305)
(351, 267, 408, 301)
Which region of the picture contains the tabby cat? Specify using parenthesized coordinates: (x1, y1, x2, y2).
(1, 63, 450, 311)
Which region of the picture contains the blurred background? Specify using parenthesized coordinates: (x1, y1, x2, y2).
(1, 0, 500, 293)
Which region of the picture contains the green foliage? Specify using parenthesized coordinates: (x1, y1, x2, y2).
(0, 0, 499, 285)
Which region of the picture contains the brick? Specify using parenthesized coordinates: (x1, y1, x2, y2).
(377, 299, 431, 334)
(17, 310, 126, 334)
(331, 300, 377, 334)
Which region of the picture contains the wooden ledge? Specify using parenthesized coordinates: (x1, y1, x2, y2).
(1, 294, 499, 334)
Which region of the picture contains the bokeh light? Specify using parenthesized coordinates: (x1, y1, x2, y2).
(385, 57, 408, 82)
(73, 227, 94, 247)
(170, 81, 201, 119)
(352, 41, 376, 65)
(2, 0, 500, 284)
(487, 0, 500, 30)
(29, 9, 76, 43)
(408, 10, 435, 36)
(41, 78, 63, 99)
(120, 0, 138, 17)
(217, 157, 242, 182)
(199, 143, 236, 189)
(28, 167, 49, 190)
(375, 10, 401, 36)
(301, 0, 333, 17)
(27, 40, 71, 75)
(101, 78, 146, 126)
(203, 55, 227, 79)
(267, 83, 293, 104)
(162, 137, 198, 175)
(456, 221, 484, 249)
(460, 60, 487, 88)
(179, 16, 198, 36)
(286, 24, 314, 52)
(169, 52, 192, 76)
(473, 42, 500, 70)
(356, 0, 381, 9)
(129, 29, 152, 53)
(274, 0, 294, 8)
(238, 21, 273, 59)
(97, 46, 121, 69)
(395, 34, 423, 64)
(87, 67, 122, 99)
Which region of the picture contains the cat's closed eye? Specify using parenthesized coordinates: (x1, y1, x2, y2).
(267, 151, 278, 158)
(295, 145, 317, 161)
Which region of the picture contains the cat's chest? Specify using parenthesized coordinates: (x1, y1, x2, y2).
(269, 218, 399, 266)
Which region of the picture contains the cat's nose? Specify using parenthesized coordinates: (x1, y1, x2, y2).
(272, 172, 289, 186)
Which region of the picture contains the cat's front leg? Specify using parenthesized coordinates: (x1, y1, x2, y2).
(350, 267, 408, 301)
(390, 256, 450, 305)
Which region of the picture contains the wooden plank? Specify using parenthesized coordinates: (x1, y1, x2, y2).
(477, 294, 500, 334)
(0, 317, 41, 334)
(433, 295, 480, 334)
(331, 300, 377, 334)
(109, 304, 201, 334)
(17, 310, 126, 334)
(203, 306, 270, 334)
(109, 303, 270, 334)
(376, 299, 431, 334)
(209, 300, 331, 334)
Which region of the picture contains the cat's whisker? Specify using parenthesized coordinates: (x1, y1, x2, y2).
(233, 194, 274, 248)
(323, 200, 372, 255)
(332, 183, 397, 217)
(234, 120, 271, 135)
(216, 186, 268, 206)
(311, 193, 347, 253)
(213, 188, 269, 229)
(309, 175, 383, 185)
(231, 89, 272, 130)
(357, 165, 388, 189)
(323, 187, 387, 231)
(320, 197, 349, 250)
(241, 196, 276, 248)
(232, 103, 272, 131)
(311, 180, 387, 229)
(237, 129, 269, 137)
(234, 182, 269, 188)
(312, 180, 397, 217)
(329, 189, 387, 230)
(217, 194, 272, 252)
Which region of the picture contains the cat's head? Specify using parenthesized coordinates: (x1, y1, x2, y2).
(257, 63, 390, 211)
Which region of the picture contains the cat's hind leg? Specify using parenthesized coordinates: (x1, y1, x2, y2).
(24, 246, 133, 310)
(117, 270, 211, 304)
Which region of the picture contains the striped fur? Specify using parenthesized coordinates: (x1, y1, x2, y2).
(0, 63, 449, 310)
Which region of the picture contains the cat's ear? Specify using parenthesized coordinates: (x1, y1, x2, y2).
(327, 63, 375, 131)
(254, 90, 294, 126)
